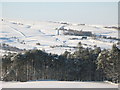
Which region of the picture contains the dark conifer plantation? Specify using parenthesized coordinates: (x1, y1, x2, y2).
(1, 43, 120, 83)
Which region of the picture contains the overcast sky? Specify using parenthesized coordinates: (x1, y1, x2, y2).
(1, 2, 118, 25)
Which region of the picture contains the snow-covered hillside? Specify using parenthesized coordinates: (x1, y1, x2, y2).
(0, 18, 118, 55)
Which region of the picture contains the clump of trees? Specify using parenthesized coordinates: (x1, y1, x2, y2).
(1, 43, 120, 83)
(36, 43, 41, 45)
(97, 45, 120, 83)
(0, 43, 24, 52)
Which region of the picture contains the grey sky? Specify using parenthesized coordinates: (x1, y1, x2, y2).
(1, 2, 118, 25)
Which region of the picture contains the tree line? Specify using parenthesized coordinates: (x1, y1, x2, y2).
(1, 42, 120, 83)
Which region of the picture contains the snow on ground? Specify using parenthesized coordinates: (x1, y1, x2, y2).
(1, 81, 118, 88)
(67, 24, 118, 38)
(0, 18, 118, 55)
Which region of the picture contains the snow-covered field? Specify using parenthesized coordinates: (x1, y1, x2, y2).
(1, 81, 118, 88)
(0, 18, 118, 55)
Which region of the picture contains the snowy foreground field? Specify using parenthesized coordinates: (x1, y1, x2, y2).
(0, 81, 118, 88)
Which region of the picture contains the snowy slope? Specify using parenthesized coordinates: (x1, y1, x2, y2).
(0, 18, 118, 54)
